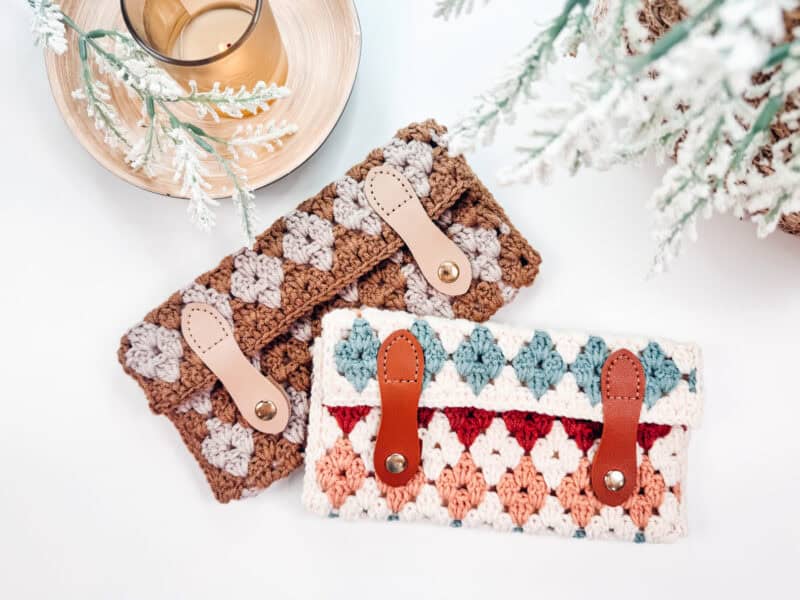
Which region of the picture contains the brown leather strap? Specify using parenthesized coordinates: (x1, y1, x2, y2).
(181, 303, 290, 434)
(590, 349, 645, 507)
(374, 329, 425, 487)
(364, 165, 472, 297)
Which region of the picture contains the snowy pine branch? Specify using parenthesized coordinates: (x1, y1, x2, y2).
(443, 0, 800, 271)
(28, 0, 297, 242)
(434, 0, 489, 20)
(444, 0, 592, 156)
(169, 127, 219, 232)
(227, 120, 300, 160)
(181, 80, 292, 120)
(29, 0, 67, 54)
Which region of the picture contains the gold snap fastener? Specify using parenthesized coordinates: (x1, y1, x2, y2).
(254, 400, 277, 421)
(604, 470, 625, 492)
(385, 453, 408, 474)
(437, 261, 460, 283)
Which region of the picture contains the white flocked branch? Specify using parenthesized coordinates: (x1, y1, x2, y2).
(28, 0, 299, 242)
(437, 0, 800, 271)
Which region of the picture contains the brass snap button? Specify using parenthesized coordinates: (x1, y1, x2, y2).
(385, 453, 408, 474)
(604, 469, 626, 492)
(437, 261, 460, 283)
(255, 400, 277, 421)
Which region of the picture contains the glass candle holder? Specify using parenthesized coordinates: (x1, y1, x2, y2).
(121, 0, 288, 92)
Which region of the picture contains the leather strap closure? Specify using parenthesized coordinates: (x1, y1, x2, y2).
(180, 303, 290, 435)
(374, 329, 425, 487)
(590, 349, 645, 507)
(364, 165, 472, 296)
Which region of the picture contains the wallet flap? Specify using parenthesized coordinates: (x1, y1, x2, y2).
(118, 120, 542, 417)
(318, 308, 703, 428)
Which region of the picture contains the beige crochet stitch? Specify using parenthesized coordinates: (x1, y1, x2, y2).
(118, 120, 542, 503)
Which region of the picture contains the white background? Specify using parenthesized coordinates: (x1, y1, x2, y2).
(2, 1, 799, 598)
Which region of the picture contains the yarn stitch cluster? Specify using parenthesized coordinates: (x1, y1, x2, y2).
(302, 308, 703, 544)
(117, 120, 542, 503)
(333, 319, 696, 416)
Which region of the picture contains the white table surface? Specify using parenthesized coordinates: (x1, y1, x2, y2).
(2, 2, 799, 598)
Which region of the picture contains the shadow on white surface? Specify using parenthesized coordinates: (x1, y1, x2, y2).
(0, 1, 798, 599)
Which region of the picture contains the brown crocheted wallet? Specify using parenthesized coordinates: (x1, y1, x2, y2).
(118, 120, 541, 502)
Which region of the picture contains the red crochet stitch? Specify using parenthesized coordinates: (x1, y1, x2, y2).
(502, 411, 555, 452)
(327, 406, 372, 435)
(443, 407, 495, 447)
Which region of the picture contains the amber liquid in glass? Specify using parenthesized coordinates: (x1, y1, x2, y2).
(167, 3, 253, 61)
(136, 0, 288, 92)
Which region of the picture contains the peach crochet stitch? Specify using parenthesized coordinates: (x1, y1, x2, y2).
(302, 308, 703, 543)
(497, 456, 548, 527)
(316, 438, 367, 510)
(436, 453, 487, 522)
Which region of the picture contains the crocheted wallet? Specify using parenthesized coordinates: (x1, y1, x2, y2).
(303, 308, 704, 543)
(118, 120, 541, 503)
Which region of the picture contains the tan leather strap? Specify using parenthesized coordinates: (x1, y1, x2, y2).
(590, 349, 645, 507)
(180, 303, 290, 434)
(374, 329, 425, 487)
(364, 165, 472, 296)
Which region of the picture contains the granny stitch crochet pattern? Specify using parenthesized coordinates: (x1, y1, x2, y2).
(303, 309, 703, 543)
(118, 121, 541, 503)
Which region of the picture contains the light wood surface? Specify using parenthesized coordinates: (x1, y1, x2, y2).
(44, 0, 361, 199)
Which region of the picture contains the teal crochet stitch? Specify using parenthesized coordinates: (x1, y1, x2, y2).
(409, 320, 447, 388)
(687, 368, 698, 393)
(570, 336, 610, 406)
(453, 326, 505, 394)
(512, 330, 566, 399)
(639, 342, 681, 408)
(334, 318, 380, 392)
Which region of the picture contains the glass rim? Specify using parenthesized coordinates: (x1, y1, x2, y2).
(119, 0, 263, 67)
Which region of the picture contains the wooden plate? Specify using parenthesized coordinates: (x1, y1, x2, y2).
(45, 0, 361, 198)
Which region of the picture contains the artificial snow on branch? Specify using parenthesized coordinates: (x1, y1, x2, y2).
(434, 0, 490, 20)
(29, 0, 67, 54)
(28, 0, 299, 243)
(440, 0, 800, 271)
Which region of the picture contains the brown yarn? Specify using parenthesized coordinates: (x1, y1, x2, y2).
(117, 119, 542, 502)
(779, 210, 800, 235)
(638, 0, 687, 40)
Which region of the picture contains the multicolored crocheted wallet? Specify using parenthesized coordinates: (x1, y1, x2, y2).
(118, 120, 541, 503)
(303, 308, 704, 543)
